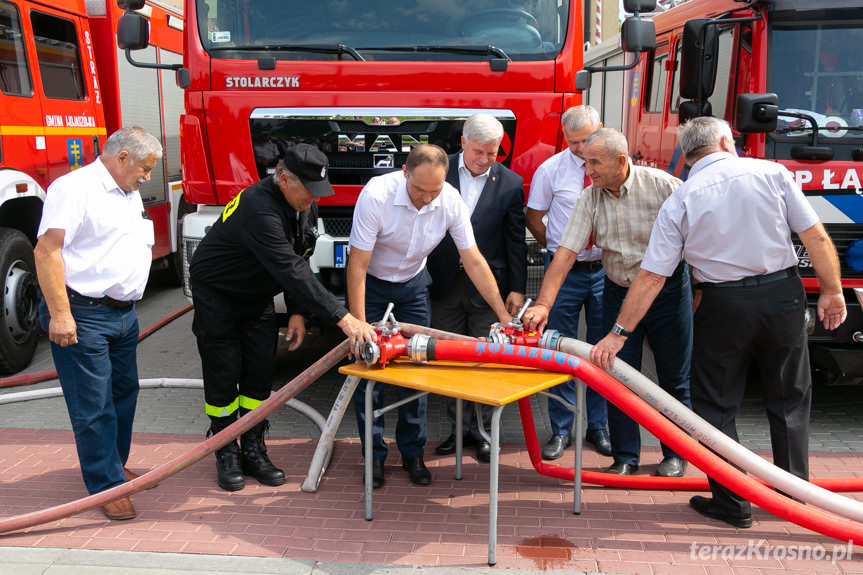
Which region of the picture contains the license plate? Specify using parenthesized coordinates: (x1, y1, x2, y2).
(334, 243, 347, 268)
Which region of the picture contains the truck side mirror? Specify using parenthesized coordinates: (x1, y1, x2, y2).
(176, 68, 191, 89)
(679, 100, 712, 125)
(623, 0, 657, 11)
(117, 0, 146, 10)
(575, 70, 591, 91)
(621, 17, 656, 53)
(117, 13, 149, 50)
(735, 93, 779, 133)
(680, 19, 717, 100)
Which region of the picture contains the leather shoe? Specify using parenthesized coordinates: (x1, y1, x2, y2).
(434, 434, 474, 455)
(402, 457, 432, 485)
(690, 495, 752, 528)
(655, 456, 688, 477)
(362, 460, 385, 489)
(123, 467, 158, 489)
(475, 439, 491, 463)
(606, 462, 638, 475)
(101, 496, 136, 520)
(541, 434, 572, 460)
(584, 428, 612, 456)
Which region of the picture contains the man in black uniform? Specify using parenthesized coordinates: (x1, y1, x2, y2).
(190, 143, 376, 492)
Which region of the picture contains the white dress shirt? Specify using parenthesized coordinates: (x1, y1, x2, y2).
(527, 148, 602, 260)
(642, 152, 819, 283)
(38, 158, 154, 301)
(350, 169, 476, 283)
(457, 152, 490, 216)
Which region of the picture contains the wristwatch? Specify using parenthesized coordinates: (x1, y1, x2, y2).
(612, 322, 633, 338)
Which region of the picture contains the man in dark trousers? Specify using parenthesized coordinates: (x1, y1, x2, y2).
(526, 105, 610, 461)
(523, 128, 692, 478)
(190, 143, 376, 492)
(427, 113, 527, 462)
(590, 117, 846, 528)
(35, 126, 163, 521)
(347, 144, 512, 488)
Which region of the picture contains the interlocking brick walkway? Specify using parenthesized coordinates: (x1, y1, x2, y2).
(2, 428, 862, 573)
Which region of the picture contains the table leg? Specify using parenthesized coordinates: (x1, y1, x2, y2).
(488, 405, 504, 566)
(574, 379, 585, 514)
(365, 380, 376, 521)
(302, 375, 361, 493)
(456, 397, 463, 480)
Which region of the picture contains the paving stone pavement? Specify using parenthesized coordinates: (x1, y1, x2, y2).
(3, 282, 863, 575)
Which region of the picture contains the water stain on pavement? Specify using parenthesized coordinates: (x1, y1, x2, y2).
(515, 535, 576, 569)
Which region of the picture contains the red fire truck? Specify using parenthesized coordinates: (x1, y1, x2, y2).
(581, 0, 863, 381)
(0, 0, 184, 374)
(116, 0, 656, 317)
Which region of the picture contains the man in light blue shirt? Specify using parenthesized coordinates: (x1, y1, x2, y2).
(591, 117, 846, 529)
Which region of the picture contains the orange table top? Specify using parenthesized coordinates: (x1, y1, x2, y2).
(339, 359, 572, 407)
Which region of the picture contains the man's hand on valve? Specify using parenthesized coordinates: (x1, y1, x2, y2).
(505, 292, 525, 316)
(337, 312, 378, 359)
(521, 303, 550, 333)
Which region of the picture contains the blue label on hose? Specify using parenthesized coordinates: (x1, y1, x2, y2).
(474, 342, 579, 367)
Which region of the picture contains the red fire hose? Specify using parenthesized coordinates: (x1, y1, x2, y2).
(429, 339, 863, 545)
(398, 323, 863, 492)
(0, 338, 350, 535)
(0, 303, 193, 389)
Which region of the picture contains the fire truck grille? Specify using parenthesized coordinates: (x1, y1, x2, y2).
(323, 218, 353, 237)
(525, 237, 545, 302)
(181, 236, 202, 298)
(327, 155, 373, 168)
(793, 224, 863, 279)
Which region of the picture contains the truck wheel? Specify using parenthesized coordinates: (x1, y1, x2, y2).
(0, 228, 40, 374)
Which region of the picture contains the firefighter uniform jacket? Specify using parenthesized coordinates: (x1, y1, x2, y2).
(189, 175, 348, 323)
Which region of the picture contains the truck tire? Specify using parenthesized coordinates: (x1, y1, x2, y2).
(0, 228, 40, 374)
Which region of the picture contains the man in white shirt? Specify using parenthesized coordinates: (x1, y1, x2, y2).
(34, 127, 163, 521)
(523, 128, 692, 478)
(590, 117, 845, 528)
(347, 144, 512, 488)
(427, 113, 527, 464)
(526, 105, 610, 461)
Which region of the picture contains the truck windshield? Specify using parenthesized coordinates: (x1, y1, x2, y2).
(196, 0, 568, 61)
(770, 9, 863, 139)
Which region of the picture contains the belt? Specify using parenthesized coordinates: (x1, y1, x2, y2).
(550, 251, 602, 273)
(66, 287, 135, 309)
(571, 260, 603, 272)
(700, 267, 797, 289)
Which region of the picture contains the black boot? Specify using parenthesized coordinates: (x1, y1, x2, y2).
(207, 423, 245, 492)
(241, 420, 286, 486)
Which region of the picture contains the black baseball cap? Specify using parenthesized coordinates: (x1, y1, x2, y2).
(281, 143, 334, 197)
